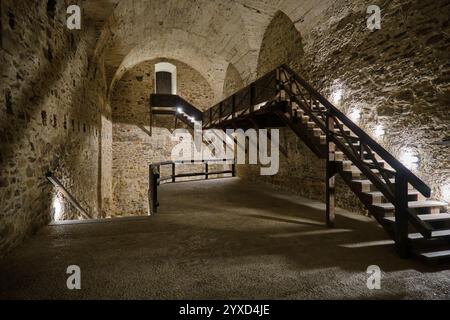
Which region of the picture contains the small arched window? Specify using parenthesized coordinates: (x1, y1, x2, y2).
(155, 62, 177, 95)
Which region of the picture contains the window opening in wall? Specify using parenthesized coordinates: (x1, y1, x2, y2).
(155, 62, 177, 95)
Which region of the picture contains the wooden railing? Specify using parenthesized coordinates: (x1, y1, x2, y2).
(203, 70, 279, 128)
(46, 172, 91, 220)
(150, 93, 204, 121)
(277, 65, 433, 255)
(199, 64, 433, 256)
(148, 64, 434, 256)
(148, 159, 236, 215)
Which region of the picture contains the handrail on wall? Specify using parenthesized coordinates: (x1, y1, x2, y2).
(45, 172, 91, 220)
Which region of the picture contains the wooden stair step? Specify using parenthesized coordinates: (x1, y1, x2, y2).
(414, 248, 450, 261)
(308, 128, 323, 137)
(353, 178, 395, 185)
(384, 213, 450, 223)
(373, 200, 448, 211)
(352, 178, 413, 193)
(364, 190, 420, 203)
(335, 151, 344, 161)
(408, 229, 450, 240)
(344, 166, 395, 177)
(334, 129, 351, 135)
(342, 160, 389, 171)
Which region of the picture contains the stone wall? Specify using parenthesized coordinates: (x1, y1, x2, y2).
(110, 59, 216, 216)
(0, 0, 109, 256)
(237, 0, 450, 212)
(300, 0, 450, 204)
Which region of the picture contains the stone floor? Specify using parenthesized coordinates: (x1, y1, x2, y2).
(0, 178, 449, 299)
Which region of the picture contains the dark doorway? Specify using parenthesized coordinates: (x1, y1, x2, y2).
(156, 71, 172, 94)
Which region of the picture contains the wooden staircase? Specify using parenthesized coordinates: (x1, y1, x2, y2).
(150, 65, 449, 262)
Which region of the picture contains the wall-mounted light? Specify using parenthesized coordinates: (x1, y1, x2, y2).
(349, 108, 361, 123)
(374, 124, 385, 138)
(177, 107, 183, 113)
(400, 149, 419, 170)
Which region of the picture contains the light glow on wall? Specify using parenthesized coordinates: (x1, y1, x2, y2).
(400, 149, 419, 170)
(443, 185, 450, 202)
(349, 108, 361, 123)
(374, 124, 385, 138)
(52, 194, 63, 221)
(331, 89, 343, 105)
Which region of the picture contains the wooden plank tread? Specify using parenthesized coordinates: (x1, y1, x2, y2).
(366, 190, 420, 197)
(373, 200, 448, 211)
(384, 213, 450, 223)
(352, 178, 395, 184)
(409, 229, 450, 240)
(415, 249, 450, 260)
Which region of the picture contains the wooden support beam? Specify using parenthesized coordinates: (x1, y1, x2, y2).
(172, 163, 176, 183)
(326, 114, 336, 228)
(174, 113, 178, 130)
(394, 172, 410, 258)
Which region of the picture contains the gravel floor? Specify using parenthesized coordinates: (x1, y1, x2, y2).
(0, 178, 449, 299)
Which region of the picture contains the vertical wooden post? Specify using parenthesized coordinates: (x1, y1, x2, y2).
(149, 165, 159, 215)
(250, 83, 256, 112)
(205, 162, 209, 180)
(172, 163, 176, 183)
(149, 107, 153, 136)
(395, 172, 410, 258)
(148, 166, 153, 216)
(232, 95, 236, 119)
(360, 143, 364, 160)
(276, 68, 286, 102)
(232, 161, 236, 177)
(326, 113, 336, 228)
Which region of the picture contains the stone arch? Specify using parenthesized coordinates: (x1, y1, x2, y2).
(222, 63, 244, 98)
(256, 10, 304, 77)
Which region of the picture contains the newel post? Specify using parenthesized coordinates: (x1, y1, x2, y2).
(394, 172, 410, 258)
(172, 163, 176, 183)
(149, 165, 158, 215)
(326, 112, 336, 228)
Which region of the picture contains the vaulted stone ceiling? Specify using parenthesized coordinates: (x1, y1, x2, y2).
(85, 0, 338, 99)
